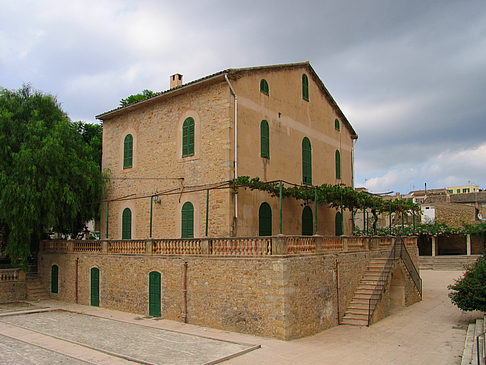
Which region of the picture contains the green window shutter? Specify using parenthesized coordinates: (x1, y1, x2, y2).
(149, 271, 161, 317)
(335, 211, 343, 236)
(259, 203, 272, 236)
(181, 202, 194, 238)
(457, 189, 460, 193)
(260, 120, 269, 158)
(335, 150, 341, 179)
(182, 117, 195, 156)
(260, 79, 269, 95)
(302, 74, 309, 101)
(302, 206, 313, 236)
(123, 134, 133, 168)
(51, 265, 58, 293)
(302, 137, 312, 185)
(90, 268, 99, 307)
(335, 118, 340, 131)
(122, 208, 131, 240)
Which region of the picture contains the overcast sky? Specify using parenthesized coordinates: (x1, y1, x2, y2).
(1, 0, 485, 194)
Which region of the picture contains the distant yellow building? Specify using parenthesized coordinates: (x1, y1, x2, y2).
(447, 184, 479, 194)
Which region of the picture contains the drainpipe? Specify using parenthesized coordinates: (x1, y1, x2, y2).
(183, 261, 188, 323)
(336, 261, 340, 324)
(75, 258, 79, 303)
(225, 74, 238, 220)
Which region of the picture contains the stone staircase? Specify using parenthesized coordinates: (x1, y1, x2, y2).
(341, 258, 390, 326)
(419, 255, 480, 271)
(461, 316, 486, 365)
(26, 275, 49, 301)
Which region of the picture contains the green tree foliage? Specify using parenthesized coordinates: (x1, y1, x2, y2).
(73, 121, 102, 167)
(448, 254, 486, 311)
(120, 89, 156, 107)
(0, 85, 106, 268)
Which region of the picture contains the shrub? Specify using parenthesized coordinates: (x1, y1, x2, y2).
(448, 253, 486, 311)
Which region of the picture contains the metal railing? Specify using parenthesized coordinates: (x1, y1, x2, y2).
(397, 239, 423, 296)
(368, 243, 398, 325)
(478, 332, 485, 365)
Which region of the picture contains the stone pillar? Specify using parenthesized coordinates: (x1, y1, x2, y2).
(431, 237, 437, 256)
(146, 239, 153, 255)
(102, 241, 108, 254)
(201, 239, 210, 255)
(67, 241, 74, 253)
(466, 234, 471, 256)
(314, 235, 323, 253)
(272, 236, 287, 255)
(342, 237, 349, 251)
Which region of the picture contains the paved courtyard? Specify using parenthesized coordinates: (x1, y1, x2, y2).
(0, 270, 481, 364)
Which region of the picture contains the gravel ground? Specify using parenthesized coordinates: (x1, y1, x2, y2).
(0, 334, 88, 364)
(0, 310, 253, 365)
(0, 302, 39, 314)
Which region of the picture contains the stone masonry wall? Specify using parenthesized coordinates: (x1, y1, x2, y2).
(0, 281, 26, 303)
(435, 202, 477, 227)
(38, 239, 421, 340)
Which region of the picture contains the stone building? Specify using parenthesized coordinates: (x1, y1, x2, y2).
(96, 62, 357, 240)
(31, 63, 423, 340)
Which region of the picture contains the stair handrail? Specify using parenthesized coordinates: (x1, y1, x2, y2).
(478, 332, 486, 365)
(368, 242, 398, 325)
(397, 239, 423, 296)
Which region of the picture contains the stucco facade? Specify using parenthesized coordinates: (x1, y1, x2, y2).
(97, 62, 357, 240)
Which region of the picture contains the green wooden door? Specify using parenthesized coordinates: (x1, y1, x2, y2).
(149, 271, 161, 317)
(302, 206, 313, 236)
(335, 211, 343, 236)
(90, 268, 99, 307)
(259, 203, 272, 236)
(51, 265, 58, 293)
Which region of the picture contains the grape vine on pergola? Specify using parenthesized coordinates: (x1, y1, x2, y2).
(231, 176, 420, 235)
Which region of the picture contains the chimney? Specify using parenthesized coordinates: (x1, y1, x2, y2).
(170, 73, 183, 89)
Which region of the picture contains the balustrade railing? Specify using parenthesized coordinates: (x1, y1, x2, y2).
(108, 240, 146, 255)
(211, 237, 272, 256)
(0, 268, 21, 282)
(42, 240, 68, 252)
(40, 236, 418, 259)
(346, 237, 365, 250)
(322, 237, 343, 251)
(153, 239, 201, 255)
(286, 236, 316, 254)
(73, 241, 102, 253)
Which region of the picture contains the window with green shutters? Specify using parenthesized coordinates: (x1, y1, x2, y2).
(123, 134, 133, 168)
(181, 202, 194, 238)
(51, 265, 58, 293)
(149, 271, 161, 317)
(302, 74, 309, 101)
(302, 137, 312, 185)
(335, 211, 343, 236)
(335, 150, 341, 179)
(335, 118, 340, 131)
(260, 120, 269, 158)
(122, 208, 131, 240)
(302, 206, 313, 236)
(90, 268, 99, 307)
(182, 117, 195, 156)
(259, 203, 272, 236)
(260, 79, 269, 95)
